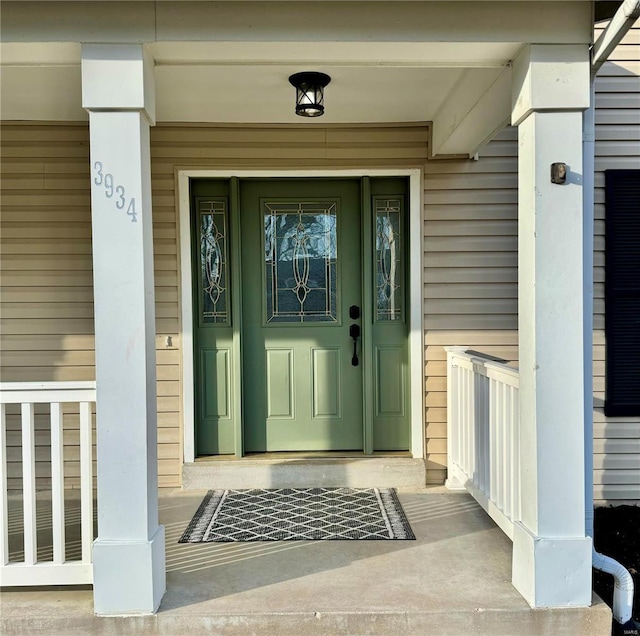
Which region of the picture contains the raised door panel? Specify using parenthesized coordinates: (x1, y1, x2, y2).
(266, 349, 294, 418)
(312, 347, 342, 418)
(201, 348, 231, 420)
(375, 346, 405, 417)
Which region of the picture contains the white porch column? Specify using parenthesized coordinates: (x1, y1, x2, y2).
(82, 44, 165, 615)
(510, 45, 592, 608)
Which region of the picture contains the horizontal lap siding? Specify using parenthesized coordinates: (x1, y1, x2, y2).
(421, 26, 640, 502)
(0, 122, 182, 491)
(150, 124, 430, 168)
(592, 23, 640, 504)
(423, 127, 519, 483)
(0, 122, 429, 492)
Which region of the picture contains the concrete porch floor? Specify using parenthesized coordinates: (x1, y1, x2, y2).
(1, 489, 611, 635)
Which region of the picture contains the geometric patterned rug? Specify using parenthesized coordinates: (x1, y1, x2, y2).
(179, 487, 415, 542)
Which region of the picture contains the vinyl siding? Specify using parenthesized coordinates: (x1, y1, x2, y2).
(0, 122, 429, 492)
(592, 22, 640, 503)
(421, 23, 640, 503)
(0, 122, 182, 491)
(423, 126, 519, 484)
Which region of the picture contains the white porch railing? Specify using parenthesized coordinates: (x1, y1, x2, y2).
(446, 348, 520, 540)
(0, 381, 96, 586)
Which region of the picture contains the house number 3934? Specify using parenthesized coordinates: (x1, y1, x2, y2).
(93, 161, 137, 222)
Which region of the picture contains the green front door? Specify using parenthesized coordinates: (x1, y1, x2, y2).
(191, 176, 411, 456)
(240, 179, 363, 451)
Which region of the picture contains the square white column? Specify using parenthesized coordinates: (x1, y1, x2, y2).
(82, 44, 165, 616)
(511, 45, 592, 608)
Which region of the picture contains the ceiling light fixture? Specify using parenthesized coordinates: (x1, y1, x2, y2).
(288, 71, 331, 118)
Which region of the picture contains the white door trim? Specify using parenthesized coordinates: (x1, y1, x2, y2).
(178, 168, 424, 462)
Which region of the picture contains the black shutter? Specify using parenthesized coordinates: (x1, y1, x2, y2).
(604, 169, 640, 416)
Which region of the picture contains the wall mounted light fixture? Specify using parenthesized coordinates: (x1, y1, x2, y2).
(289, 72, 331, 117)
(551, 162, 568, 184)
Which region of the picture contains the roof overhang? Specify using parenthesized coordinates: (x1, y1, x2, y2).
(0, 1, 593, 158)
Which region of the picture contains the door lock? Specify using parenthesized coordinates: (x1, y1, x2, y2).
(349, 324, 361, 366)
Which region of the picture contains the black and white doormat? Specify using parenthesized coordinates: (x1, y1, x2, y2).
(179, 487, 415, 542)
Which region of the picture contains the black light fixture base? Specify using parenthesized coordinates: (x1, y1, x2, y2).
(289, 72, 331, 89)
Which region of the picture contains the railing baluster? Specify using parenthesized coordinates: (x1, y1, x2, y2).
(469, 367, 474, 480)
(21, 402, 37, 566)
(475, 370, 481, 486)
(461, 367, 467, 473)
(512, 387, 521, 522)
(498, 383, 505, 513)
(0, 404, 8, 567)
(464, 367, 471, 476)
(451, 363, 459, 469)
(458, 366, 465, 473)
(470, 368, 474, 475)
(455, 365, 462, 471)
(504, 387, 514, 519)
(79, 401, 93, 563)
(480, 375, 491, 495)
(490, 378, 497, 505)
(50, 402, 65, 564)
(476, 372, 482, 490)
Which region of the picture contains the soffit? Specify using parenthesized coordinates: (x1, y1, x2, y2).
(0, 41, 517, 126)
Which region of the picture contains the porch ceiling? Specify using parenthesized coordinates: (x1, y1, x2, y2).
(1, 40, 519, 156)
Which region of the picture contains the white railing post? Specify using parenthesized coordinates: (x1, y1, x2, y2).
(445, 347, 468, 490)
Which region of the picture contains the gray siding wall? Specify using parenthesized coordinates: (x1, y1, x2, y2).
(592, 22, 640, 503)
(423, 126, 519, 485)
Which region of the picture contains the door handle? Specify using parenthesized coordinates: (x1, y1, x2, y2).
(350, 324, 361, 366)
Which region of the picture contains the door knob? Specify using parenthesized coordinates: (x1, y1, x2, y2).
(350, 324, 361, 366)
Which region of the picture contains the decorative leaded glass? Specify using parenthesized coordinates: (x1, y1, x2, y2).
(264, 201, 338, 323)
(375, 197, 403, 321)
(200, 200, 229, 324)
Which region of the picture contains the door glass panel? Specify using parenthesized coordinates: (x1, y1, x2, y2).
(200, 199, 229, 324)
(264, 201, 338, 323)
(375, 197, 403, 322)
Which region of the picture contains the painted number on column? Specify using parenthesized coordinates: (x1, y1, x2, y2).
(93, 161, 138, 222)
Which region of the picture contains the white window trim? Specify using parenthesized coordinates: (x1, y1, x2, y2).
(178, 168, 424, 462)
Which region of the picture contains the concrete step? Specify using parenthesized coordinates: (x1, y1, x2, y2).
(182, 456, 426, 490)
(1, 596, 613, 635)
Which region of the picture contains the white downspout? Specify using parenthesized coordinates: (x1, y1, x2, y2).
(592, 0, 640, 72)
(585, 1, 639, 626)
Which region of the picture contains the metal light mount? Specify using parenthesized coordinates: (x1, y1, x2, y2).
(289, 72, 331, 117)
